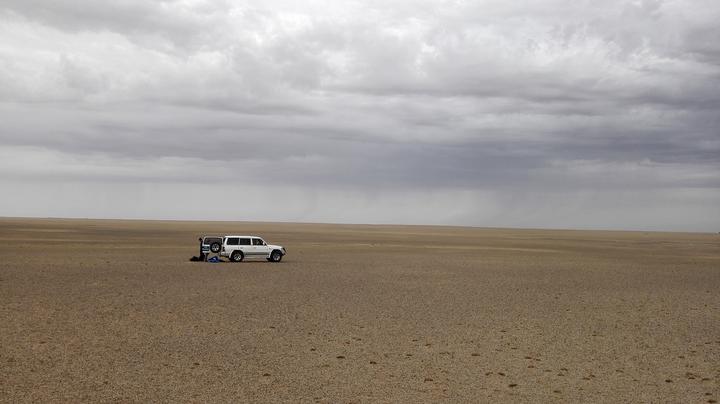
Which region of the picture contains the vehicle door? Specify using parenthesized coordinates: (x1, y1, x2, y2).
(225, 237, 240, 255)
(238, 237, 252, 256)
(251, 237, 271, 257)
(206, 237, 221, 254)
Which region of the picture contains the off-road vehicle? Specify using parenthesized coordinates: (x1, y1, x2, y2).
(220, 236, 286, 262)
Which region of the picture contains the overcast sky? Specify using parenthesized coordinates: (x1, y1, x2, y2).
(1, 0, 718, 231)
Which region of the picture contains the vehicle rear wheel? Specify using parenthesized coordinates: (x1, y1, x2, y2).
(210, 242, 221, 253)
(270, 250, 283, 262)
(230, 251, 244, 262)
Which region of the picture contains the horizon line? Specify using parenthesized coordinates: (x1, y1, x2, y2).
(0, 215, 715, 235)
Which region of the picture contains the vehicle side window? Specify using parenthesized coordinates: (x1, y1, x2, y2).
(252, 238, 264, 246)
(239, 238, 251, 245)
(226, 237, 239, 246)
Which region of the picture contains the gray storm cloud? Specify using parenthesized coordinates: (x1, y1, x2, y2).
(0, 0, 718, 231)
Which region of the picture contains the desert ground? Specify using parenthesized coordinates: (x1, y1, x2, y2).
(1, 218, 718, 403)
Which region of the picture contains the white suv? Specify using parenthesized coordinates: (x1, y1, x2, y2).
(221, 236, 286, 262)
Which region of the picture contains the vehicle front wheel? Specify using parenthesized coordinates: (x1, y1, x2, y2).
(270, 250, 283, 262)
(230, 251, 244, 262)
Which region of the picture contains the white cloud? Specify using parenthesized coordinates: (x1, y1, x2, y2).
(0, 0, 718, 231)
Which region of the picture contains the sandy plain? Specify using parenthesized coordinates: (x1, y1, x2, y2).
(0, 217, 718, 403)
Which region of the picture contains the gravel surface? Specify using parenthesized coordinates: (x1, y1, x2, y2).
(1, 218, 719, 402)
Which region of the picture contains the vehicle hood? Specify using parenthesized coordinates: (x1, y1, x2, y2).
(268, 244, 284, 250)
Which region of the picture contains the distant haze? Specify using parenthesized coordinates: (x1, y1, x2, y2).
(1, 0, 718, 231)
